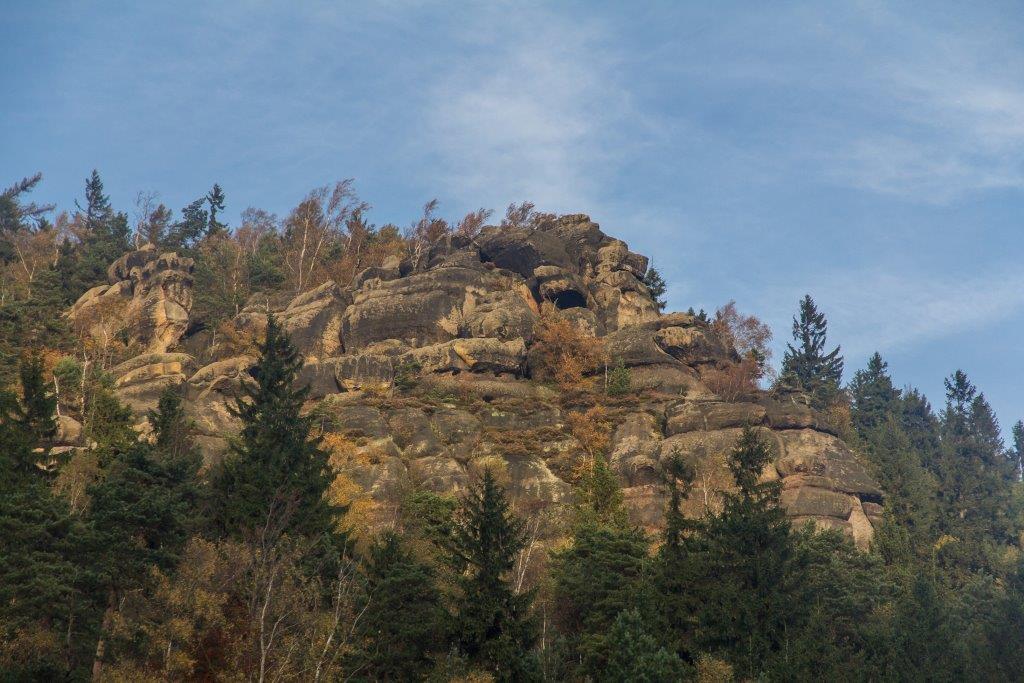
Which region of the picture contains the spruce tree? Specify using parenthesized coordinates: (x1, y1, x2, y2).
(551, 462, 648, 678)
(651, 449, 699, 660)
(58, 171, 130, 302)
(695, 427, 792, 678)
(603, 608, 685, 683)
(211, 315, 338, 541)
(164, 197, 209, 251)
(445, 469, 538, 681)
(935, 371, 1015, 575)
(355, 531, 447, 679)
(780, 294, 843, 409)
(642, 266, 668, 312)
(849, 352, 900, 435)
(16, 352, 57, 448)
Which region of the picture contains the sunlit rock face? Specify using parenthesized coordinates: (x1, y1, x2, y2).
(70, 215, 882, 546)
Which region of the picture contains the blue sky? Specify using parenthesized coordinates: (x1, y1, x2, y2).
(3, 1, 1022, 438)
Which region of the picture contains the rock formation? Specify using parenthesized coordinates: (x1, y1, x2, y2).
(67, 215, 883, 547)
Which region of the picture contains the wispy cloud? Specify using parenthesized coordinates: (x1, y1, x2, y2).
(424, 7, 639, 213)
(754, 265, 1024, 361)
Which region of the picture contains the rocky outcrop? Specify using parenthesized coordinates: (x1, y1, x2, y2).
(68, 245, 194, 354)
(80, 214, 884, 546)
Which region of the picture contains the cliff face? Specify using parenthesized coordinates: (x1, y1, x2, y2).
(67, 215, 883, 546)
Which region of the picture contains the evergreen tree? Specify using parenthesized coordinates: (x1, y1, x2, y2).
(849, 352, 900, 436)
(551, 453, 651, 676)
(602, 609, 685, 683)
(164, 197, 209, 251)
(16, 352, 57, 448)
(899, 386, 942, 467)
(935, 371, 1016, 576)
(867, 417, 938, 564)
(148, 384, 198, 464)
(695, 427, 793, 678)
(780, 294, 844, 409)
(642, 266, 668, 312)
(58, 171, 130, 303)
(206, 183, 227, 236)
(651, 449, 699, 660)
(354, 531, 446, 679)
(0, 357, 95, 678)
(78, 169, 113, 231)
(445, 469, 538, 681)
(211, 315, 338, 541)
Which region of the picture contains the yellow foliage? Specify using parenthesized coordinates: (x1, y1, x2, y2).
(529, 311, 604, 390)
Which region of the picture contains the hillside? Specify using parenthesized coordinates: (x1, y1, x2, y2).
(60, 212, 882, 548)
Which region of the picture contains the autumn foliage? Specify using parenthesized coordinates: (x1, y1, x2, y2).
(701, 301, 773, 401)
(528, 312, 604, 390)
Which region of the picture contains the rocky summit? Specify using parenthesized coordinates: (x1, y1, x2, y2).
(66, 214, 882, 547)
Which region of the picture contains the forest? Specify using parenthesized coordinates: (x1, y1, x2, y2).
(2, 171, 1024, 682)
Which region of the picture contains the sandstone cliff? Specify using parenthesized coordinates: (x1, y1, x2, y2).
(66, 215, 883, 547)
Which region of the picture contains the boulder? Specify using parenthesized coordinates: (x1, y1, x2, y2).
(279, 281, 349, 359)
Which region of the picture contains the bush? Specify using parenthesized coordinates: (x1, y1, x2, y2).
(529, 312, 603, 390)
(606, 358, 631, 396)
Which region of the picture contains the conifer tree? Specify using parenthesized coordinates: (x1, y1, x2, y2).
(445, 469, 538, 681)
(552, 458, 648, 677)
(935, 371, 1015, 575)
(695, 427, 792, 678)
(58, 171, 130, 302)
(849, 352, 900, 435)
(164, 197, 209, 251)
(206, 183, 227, 236)
(780, 294, 843, 409)
(651, 449, 699, 659)
(642, 266, 668, 312)
(355, 531, 446, 679)
(211, 315, 338, 541)
(16, 352, 57, 448)
(603, 608, 685, 683)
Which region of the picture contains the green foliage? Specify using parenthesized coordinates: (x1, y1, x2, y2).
(393, 358, 422, 392)
(444, 469, 539, 681)
(693, 428, 792, 677)
(354, 531, 447, 679)
(211, 315, 340, 542)
(603, 608, 686, 683)
(849, 351, 900, 434)
(780, 294, 844, 409)
(58, 171, 131, 303)
(551, 523, 650, 677)
(573, 455, 628, 528)
(606, 357, 631, 396)
(206, 183, 227, 236)
(642, 266, 668, 312)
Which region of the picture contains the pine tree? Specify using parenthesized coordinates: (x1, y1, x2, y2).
(354, 531, 447, 679)
(206, 183, 227, 236)
(780, 294, 843, 409)
(445, 469, 538, 681)
(849, 352, 900, 435)
(211, 315, 338, 541)
(642, 266, 668, 312)
(164, 197, 209, 251)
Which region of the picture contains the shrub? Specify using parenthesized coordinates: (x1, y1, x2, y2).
(606, 358, 631, 396)
(529, 312, 603, 390)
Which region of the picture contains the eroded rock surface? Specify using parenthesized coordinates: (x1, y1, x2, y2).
(76, 215, 883, 545)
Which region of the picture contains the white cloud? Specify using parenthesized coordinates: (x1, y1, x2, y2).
(756, 266, 1024, 361)
(424, 7, 638, 213)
